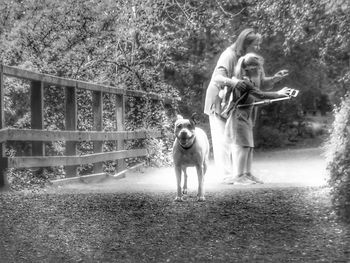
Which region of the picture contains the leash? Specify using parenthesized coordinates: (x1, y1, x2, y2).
(220, 90, 249, 119)
(237, 88, 299, 108)
(237, 96, 291, 108)
(223, 87, 299, 110)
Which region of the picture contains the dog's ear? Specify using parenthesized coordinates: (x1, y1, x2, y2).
(190, 112, 198, 125)
(176, 115, 184, 120)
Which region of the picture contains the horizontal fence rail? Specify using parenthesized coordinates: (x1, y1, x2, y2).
(0, 64, 176, 189)
(2, 65, 175, 104)
(1, 128, 161, 142)
(7, 149, 150, 169)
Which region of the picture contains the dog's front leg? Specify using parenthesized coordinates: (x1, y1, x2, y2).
(196, 164, 205, 202)
(182, 168, 188, 195)
(174, 165, 184, 201)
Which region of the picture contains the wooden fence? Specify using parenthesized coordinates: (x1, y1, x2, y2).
(0, 64, 175, 189)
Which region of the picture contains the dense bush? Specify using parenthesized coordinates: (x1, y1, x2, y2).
(324, 93, 350, 222)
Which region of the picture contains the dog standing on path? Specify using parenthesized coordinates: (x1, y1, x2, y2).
(172, 114, 210, 201)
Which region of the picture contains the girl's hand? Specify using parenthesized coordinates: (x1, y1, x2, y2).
(274, 69, 289, 82)
(277, 87, 291, 97)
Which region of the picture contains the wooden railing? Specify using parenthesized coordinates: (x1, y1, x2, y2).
(0, 64, 175, 189)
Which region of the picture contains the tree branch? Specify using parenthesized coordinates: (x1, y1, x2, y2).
(215, 0, 245, 18)
(174, 0, 196, 26)
(106, 60, 144, 90)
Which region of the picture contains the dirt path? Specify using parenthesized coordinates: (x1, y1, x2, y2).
(49, 147, 327, 195)
(2, 147, 350, 262)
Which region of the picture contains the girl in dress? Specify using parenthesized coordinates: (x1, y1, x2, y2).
(224, 53, 290, 184)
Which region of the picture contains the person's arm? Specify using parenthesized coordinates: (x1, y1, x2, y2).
(211, 50, 247, 91)
(249, 86, 290, 100)
(261, 69, 289, 90)
(212, 65, 241, 89)
(212, 67, 248, 93)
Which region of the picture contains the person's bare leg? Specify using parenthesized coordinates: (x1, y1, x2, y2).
(227, 146, 254, 185)
(245, 147, 253, 174)
(245, 147, 263, 184)
(236, 146, 248, 176)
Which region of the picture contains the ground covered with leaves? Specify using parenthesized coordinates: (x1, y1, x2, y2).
(0, 187, 349, 262)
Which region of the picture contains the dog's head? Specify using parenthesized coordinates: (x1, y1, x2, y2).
(174, 114, 196, 148)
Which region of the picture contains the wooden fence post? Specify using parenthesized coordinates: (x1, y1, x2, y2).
(31, 81, 44, 156)
(93, 91, 103, 173)
(65, 86, 77, 177)
(116, 94, 125, 172)
(0, 65, 8, 190)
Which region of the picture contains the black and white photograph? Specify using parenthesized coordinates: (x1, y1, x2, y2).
(0, 0, 349, 262)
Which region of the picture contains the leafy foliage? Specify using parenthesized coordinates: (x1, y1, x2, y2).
(252, 0, 350, 102)
(324, 93, 350, 222)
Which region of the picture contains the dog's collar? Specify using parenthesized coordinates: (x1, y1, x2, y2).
(177, 135, 196, 150)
